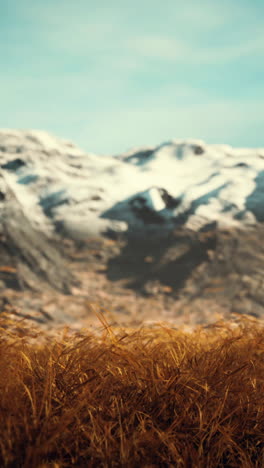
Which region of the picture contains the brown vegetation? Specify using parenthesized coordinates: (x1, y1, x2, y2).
(1, 313, 264, 467)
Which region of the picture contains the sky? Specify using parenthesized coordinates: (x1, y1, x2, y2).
(1, 0, 264, 154)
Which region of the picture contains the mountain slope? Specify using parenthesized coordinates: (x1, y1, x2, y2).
(0, 130, 263, 240)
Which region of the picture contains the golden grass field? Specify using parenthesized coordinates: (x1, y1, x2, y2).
(1, 313, 264, 467)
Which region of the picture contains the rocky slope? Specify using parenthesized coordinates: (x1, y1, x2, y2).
(0, 172, 78, 294)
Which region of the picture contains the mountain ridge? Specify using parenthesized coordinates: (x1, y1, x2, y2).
(0, 129, 263, 240)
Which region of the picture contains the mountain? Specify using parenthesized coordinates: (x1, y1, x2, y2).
(0, 129, 263, 241)
(1, 129, 264, 327)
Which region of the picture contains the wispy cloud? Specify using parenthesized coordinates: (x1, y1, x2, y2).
(128, 34, 264, 64)
(5, 0, 264, 71)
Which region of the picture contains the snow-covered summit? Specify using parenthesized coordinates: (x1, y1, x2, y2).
(0, 129, 263, 239)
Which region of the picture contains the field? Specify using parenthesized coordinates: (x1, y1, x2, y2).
(1, 313, 264, 467)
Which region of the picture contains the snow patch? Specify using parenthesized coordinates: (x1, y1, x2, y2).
(0, 129, 263, 239)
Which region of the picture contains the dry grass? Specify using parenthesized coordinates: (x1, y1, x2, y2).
(0, 313, 264, 467)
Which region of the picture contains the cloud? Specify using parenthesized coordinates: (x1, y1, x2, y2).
(5, 0, 263, 77)
(76, 96, 264, 153)
(133, 34, 264, 64)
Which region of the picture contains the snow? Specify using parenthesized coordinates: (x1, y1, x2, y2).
(0, 129, 263, 239)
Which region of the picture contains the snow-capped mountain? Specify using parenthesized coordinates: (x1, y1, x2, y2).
(0, 129, 263, 239)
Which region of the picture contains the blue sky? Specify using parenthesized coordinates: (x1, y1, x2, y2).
(1, 0, 264, 154)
